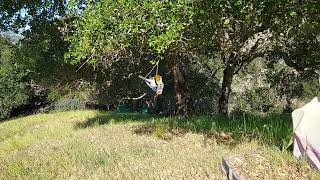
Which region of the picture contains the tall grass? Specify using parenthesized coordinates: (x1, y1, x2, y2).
(75, 112, 293, 151)
(161, 113, 293, 150)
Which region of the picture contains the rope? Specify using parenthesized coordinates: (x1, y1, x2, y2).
(144, 60, 160, 78)
(145, 64, 156, 78)
(76, 54, 94, 72)
(156, 60, 159, 75)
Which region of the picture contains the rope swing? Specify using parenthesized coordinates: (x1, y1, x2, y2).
(138, 60, 164, 96)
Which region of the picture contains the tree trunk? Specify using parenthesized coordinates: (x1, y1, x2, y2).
(172, 64, 188, 116)
(145, 94, 157, 114)
(218, 64, 235, 115)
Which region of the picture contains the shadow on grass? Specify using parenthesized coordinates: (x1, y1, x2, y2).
(75, 111, 293, 151)
(170, 113, 293, 150)
(74, 112, 155, 129)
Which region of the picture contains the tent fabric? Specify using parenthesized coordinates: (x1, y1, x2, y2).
(292, 97, 320, 171)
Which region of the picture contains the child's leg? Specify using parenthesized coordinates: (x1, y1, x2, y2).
(156, 83, 164, 95)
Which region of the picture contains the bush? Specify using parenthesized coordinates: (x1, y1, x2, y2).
(0, 70, 31, 119)
(230, 59, 319, 113)
(0, 36, 31, 119)
(47, 89, 63, 102)
(53, 98, 86, 112)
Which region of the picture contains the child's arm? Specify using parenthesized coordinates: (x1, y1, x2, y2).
(139, 75, 155, 83)
(138, 75, 146, 80)
(145, 79, 154, 83)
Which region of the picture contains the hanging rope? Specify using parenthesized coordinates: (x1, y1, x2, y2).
(144, 60, 160, 78)
(138, 60, 164, 96)
(156, 60, 159, 75)
(119, 61, 159, 104)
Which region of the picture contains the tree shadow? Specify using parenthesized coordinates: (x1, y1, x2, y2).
(74, 112, 156, 129)
(177, 113, 293, 151)
(75, 111, 293, 151)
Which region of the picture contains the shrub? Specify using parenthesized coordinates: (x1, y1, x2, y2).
(53, 98, 87, 112)
(0, 36, 31, 119)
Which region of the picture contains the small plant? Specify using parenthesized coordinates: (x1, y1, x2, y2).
(153, 124, 168, 139)
(47, 89, 62, 102)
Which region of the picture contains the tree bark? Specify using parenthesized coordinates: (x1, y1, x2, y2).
(172, 64, 188, 116)
(218, 64, 235, 115)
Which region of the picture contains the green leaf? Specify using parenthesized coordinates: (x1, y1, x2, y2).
(290, 11, 297, 17)
(149, 60, 157, 65)
(235, 0, 243, 6)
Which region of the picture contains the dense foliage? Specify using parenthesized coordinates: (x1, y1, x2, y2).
(0, 0, 319, 119)
(0, 36, 30, 119)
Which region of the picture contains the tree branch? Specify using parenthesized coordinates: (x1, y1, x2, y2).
(239, 30, 273, 58)
(233, 61, 245, 75)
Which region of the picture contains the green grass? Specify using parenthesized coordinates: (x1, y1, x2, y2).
(0, 110, 319, 179)
(75, 112, 293, 149)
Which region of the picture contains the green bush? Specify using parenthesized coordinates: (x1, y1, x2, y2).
(0, 36, 31, 119)
(231, 59, 320, 113)
(47, 89, 63, 102)
(48, 82, 94, 112)
(48, 84, 91, 111)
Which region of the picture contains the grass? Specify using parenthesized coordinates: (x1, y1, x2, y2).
(0, 110, 319, 179)
(75, 112, 293, 150)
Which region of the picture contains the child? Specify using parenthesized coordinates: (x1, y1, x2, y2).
(139, 75, 164, 95)
(145, 76, 157, 92)
(154, 75, 164, 95)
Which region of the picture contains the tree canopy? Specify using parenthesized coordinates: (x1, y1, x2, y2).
(0, 0, 319, 118)
(65, 0, 193, 65)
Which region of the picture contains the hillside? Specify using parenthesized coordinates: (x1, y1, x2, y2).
(0, 111, 319, 179)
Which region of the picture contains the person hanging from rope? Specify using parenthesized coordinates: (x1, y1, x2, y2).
(144, 76, 157, 92)
(154, 74, 164, 95)
(138, 60, 164, 96)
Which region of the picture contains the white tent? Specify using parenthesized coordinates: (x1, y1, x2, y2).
(292, 97, 320, 171)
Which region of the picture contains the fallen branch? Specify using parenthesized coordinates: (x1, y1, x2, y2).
(121, 93, 147, 101)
